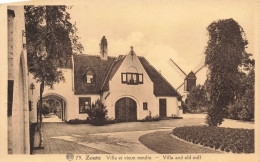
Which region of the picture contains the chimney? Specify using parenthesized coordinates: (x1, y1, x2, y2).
(100, 36, 108, 60)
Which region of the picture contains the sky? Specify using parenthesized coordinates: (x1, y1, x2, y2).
(69, 0, 256, 90)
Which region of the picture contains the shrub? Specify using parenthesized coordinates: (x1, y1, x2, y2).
(226, 103, 241, 120)
(139, 111, 161, 122)
(68, 119, 88, 124)
(226, 68, 254, 121)
(181, 101, 188, 114)
(85, 99, 108, 126)
(172, 126, 254, 153)
(185, 85, 209, 113)
(226, 94, 254, 121)
(105, 117, 117, 124)
(67, 117, 116, 125)
(206, 105, 224, 126)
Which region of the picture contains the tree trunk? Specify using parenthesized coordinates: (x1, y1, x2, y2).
(38, 81, 44, 148)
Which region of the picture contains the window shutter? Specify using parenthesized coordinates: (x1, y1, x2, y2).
(8, 80, 14, 116)
(29, 101, 32, 111)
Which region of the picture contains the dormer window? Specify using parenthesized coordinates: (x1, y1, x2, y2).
(83, 67, 94, 84)
(86, 74, 93, 84)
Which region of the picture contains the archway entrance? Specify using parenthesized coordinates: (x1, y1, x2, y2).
(37, 95, 66, 122)
(115, 97, 137, 122)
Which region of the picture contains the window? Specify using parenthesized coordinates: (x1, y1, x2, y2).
(122, 73, 127, 83)
(79, 97, 91, 113)
(121, 73, 143, 85)
(127, 73, 132, 83)
(86, 74, 93, 84)
(143, 102, 148, 110)
(132, 74, 137, 84)
(84, 68, 94, 84)
(139, 74, 143, 84)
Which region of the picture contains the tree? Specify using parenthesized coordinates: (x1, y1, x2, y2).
(237, 68, 254, 121)
(185, 85, 209, 113)
(42, 102, 50, 117)
(25, 5, 83, 147)
(204, 18, 250, 126)
(227, 67, 255, 121)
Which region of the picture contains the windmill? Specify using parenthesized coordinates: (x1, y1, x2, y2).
(168, 56, 206, 100)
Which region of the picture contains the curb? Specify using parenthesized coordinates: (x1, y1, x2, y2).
(171, 128, 226, 154)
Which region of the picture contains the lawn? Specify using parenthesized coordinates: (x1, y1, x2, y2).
(172, 126, 254, 153)
(139, 131, 219, 154)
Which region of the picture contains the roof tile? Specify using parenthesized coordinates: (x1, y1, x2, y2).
(138, 57, 180, 97)
(74, 55, 115, 94)
(73, 54, 180, 97)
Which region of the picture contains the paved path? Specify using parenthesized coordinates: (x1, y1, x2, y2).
(183, 113, 254, 129)
(42, 114, 63, 123)
(32, 118, 204, 154)
(33, 114, 254, 154)
(219, 118, 254, 129)
(33, 127, 107, 154)
(51, 129, 166, 154)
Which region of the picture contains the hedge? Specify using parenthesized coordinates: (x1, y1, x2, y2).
(67, 118, 116, 125)
(67, 119, 88, 124)
(172, 126, 254, 153)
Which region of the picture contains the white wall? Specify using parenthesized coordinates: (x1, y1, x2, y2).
(72, 94, 100, 120)
(8, 6, 30, 154)
(29, 68, 101, 121)
(105, 52, 158, 120)
(156, 96, 180, 117)
(30, 69, 74, 122)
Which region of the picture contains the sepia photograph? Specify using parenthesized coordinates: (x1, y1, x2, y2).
(0, 0, 259, 161)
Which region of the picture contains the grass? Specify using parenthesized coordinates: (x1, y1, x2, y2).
(139, 131, 219, 154)
(172, 126, 254, 153)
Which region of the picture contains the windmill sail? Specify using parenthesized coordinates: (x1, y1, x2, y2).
(193, 55, 205, 74)
(194, 65, 205, 74)
(168, 56, 206, 94)
(176, 82, 184, 91)
(168, 58, 187, 79)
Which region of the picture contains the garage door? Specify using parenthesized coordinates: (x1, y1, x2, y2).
(115, 97, 137, 122)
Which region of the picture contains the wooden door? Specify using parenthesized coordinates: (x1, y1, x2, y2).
(126, 98, 137, 122)
(159, 99, 167, 118)
(115, 98, 126, 122)
(115, 98, 137, 122)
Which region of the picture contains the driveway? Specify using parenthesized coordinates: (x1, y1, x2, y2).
(33, 114, 254, 154)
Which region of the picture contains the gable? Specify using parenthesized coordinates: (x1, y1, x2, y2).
(101, 56, 125, 91)
(73, 54, 180, 97)
(109, 50, 153, 85)
(138, 57, 181, 97)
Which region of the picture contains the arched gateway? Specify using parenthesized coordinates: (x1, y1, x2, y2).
(37, 94, 67, 122)
(115, 97, 137, 122)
